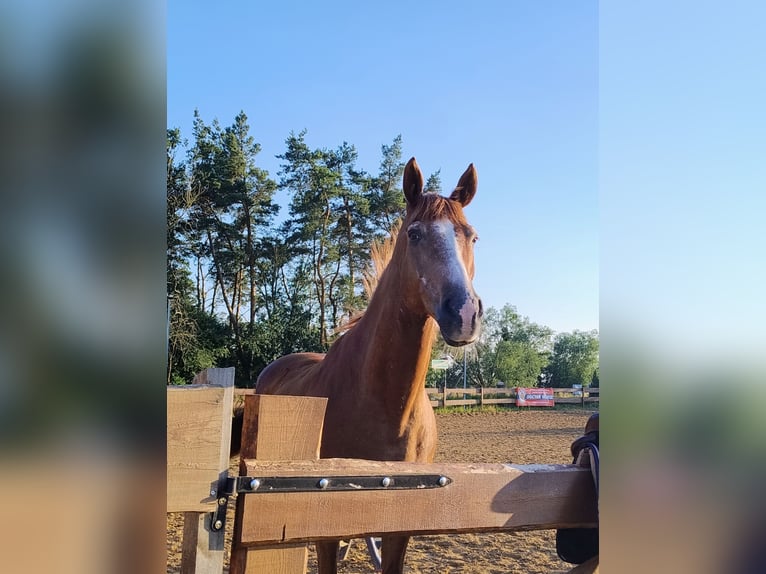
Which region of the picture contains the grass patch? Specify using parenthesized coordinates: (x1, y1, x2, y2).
(434, 403, 598, 415)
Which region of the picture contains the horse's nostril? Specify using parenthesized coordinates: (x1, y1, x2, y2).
(445, 297, 466, 316)
(443, 295, 482, 319)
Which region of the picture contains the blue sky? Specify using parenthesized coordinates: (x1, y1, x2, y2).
(168, 1, 598, 334)
(600, 1, 765, 360)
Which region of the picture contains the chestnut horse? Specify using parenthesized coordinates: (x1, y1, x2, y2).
(256, 157, 483, 574)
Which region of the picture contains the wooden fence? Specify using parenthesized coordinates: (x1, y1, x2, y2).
(425, 386, 600, 408)
(230, 394, 596, 574)
(234, 387, 599, 409)
(168, 372, 598, 574)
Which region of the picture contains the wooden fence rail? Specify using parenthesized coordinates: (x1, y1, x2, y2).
(235, 387, 599, 410)
(425, 386, 600, 408)
(236, 458, 596, 547)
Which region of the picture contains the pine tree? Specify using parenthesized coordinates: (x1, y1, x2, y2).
(186, 111, 278, 381)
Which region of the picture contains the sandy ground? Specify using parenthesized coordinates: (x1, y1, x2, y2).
(167, 407, 597, 573)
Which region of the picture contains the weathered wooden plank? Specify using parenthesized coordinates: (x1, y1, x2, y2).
(230, 395, 327, 574)
(167, 368, 235, 574)
(180, 512, 226, 574)
(237, 394, 327, 461)
(481, 397, 515, 405)
(167, 368, 234, 513)
(236, 458, 597, 546)
(231, 545, 309, 574)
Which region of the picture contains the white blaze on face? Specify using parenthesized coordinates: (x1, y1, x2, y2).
(430, 219, 467, 281)
(429, 220, 476, 339)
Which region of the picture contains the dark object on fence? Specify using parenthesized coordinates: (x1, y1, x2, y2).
(556, 412, 599, 565)
(230, 406, 244, 456)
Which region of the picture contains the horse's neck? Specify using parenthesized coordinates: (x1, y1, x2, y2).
(352, 263, 436, 413)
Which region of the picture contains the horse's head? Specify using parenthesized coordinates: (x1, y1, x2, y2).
(399, 157, 483, 346)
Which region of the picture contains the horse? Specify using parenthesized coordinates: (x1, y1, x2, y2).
(255, 157, 483, 574)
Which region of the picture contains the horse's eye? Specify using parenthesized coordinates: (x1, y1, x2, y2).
(408, 229, 422, 242)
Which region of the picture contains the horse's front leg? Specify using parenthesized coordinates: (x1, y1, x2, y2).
(381, 535, 410, 574)
(316, 540, 339, 574)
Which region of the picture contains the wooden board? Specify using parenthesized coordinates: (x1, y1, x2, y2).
(167, 368, 234, 513)
(236, 394, 327, 461)
(181, 512, 226, 573)
(481, 397, 515, 405)
(429, 400, 498, 408)
(236, 458, 597, 546)
(229, 395, 327, 574)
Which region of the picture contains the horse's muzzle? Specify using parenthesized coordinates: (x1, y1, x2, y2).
(437, 293, 483, 346)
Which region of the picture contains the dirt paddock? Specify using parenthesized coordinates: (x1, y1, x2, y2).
(167, 407, 598, 573)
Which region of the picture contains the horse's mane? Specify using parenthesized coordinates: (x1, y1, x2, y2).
(409, 191, 469, 228)
(336, 220, 400, 334)
(362, 220, 401, 299)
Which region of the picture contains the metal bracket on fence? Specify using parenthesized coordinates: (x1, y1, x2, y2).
(228, 473, 452, 494)
(207, 472, 451, 531)
(210, 475, 231, 532)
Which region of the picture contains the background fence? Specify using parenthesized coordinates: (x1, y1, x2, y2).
(234, 387, 599, 409)
(425, 387, 599, 409)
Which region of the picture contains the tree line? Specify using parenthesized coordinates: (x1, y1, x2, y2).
(426, 304, 599, 390)
(167, 111, 598, 389)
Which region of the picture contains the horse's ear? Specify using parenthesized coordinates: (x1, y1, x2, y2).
(403, 157, 424, 207)
(450, 163, 477, 207)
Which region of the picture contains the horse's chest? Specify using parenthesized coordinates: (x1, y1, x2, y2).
(322, 399, 436, 462)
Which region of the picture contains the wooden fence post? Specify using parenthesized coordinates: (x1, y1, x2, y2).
(230, 395, 328, 574)
(167, 367, 235, 574)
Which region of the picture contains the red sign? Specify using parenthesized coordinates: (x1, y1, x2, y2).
(515, 387, 554, 407)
